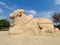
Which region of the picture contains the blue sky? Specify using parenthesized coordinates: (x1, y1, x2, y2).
(0, 0, 60, 20)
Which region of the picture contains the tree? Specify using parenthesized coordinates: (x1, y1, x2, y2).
(0, 19, 10, 31)
(53, 13, 60, 24)
(54, 25, 60, 29)
(53, 13, 60, 29)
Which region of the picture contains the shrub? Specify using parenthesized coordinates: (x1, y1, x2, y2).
(0, 19, 10, 31)
(54, 25, 60, 30)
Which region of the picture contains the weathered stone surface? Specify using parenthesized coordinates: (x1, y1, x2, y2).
(9, 9, 60, 35)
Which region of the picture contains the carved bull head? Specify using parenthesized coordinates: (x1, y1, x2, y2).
(9, 9, 24, 19)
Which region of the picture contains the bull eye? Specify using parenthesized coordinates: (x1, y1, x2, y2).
(18, 13, 22, 17)
(18, 12, 22, 17)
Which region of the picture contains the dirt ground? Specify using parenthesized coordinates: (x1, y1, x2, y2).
(0, 31, 60, 45)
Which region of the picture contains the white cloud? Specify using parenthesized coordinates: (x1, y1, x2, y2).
(55, 0, 60, 5)
(25, 10, 54, 19)
(25, 10, 37, 15)
(0, 2, 12, 10)
(38, 11, 54, 19)
(0, 8, 3, 13)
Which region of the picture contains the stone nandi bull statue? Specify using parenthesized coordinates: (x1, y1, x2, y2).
(9, 9, 59, 35)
